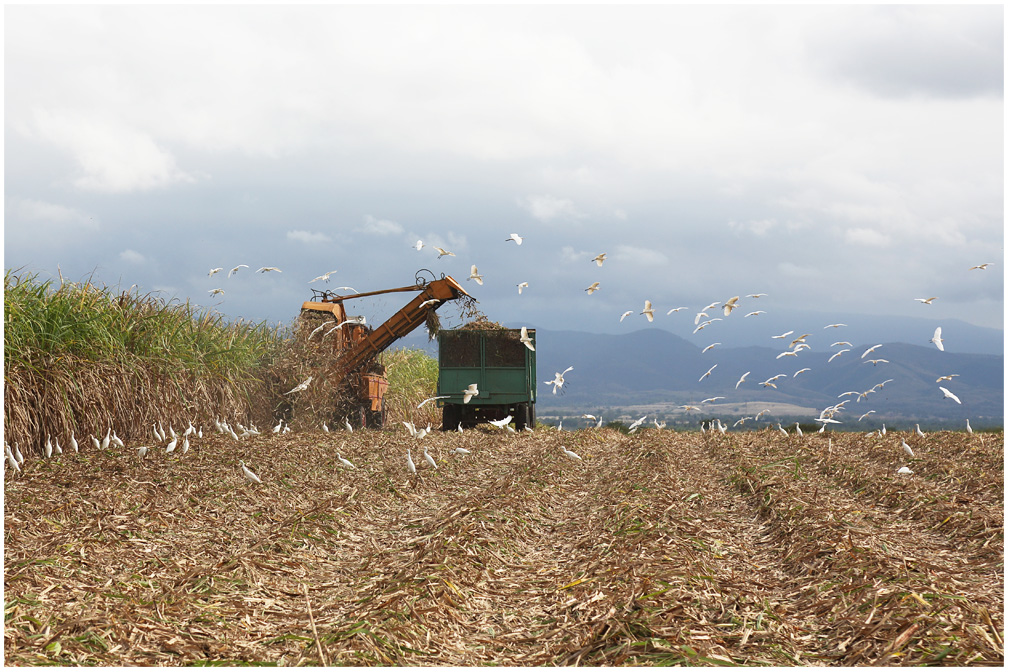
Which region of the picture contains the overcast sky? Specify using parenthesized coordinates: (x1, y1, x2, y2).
(5, 5, 1004, 348)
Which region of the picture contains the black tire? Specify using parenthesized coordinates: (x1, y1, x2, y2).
(442, 403, 461, 431)
(515, 402, 535, 431)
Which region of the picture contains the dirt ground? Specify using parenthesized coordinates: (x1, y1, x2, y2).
(4, 424, 1003, 666)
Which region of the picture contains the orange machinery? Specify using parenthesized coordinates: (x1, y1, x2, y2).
(299, 270, 470, 428)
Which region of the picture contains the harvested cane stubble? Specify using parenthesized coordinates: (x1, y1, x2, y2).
(4, 428, 1003, 666)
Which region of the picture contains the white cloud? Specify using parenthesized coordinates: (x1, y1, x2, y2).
(728, 218, 776, 236)
(8, 198, 96, 228)
(613, 244, 668, 266)
(358, 215, 403, 236)
(844, 227, 891, 247)
(119, 249, 146, 265)
(777, 262, 819, 278)
(32, 110, 194, 192)
(519, 195, 581, 222)
(286, 230, 333, 245)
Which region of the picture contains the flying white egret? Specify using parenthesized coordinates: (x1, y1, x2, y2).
(747, 293, 767, 299)
(545, 367, 574, 394)
(467, 265, 484, 285)
(693, 318, 721, 334)
(861, 344, 883, 358)
(939, 386, 961, 404)
(309, 270, 339, 283)
(722, 296, 740, 316)
(776, 350, 799, 360)
(228, 264, 249, 278)
(864, 359, 889, 366)
(628, 415, 647, 431)
(257, 267, 282, 273)
(968, 263, 990, 270)
(935, 373, 959, 382)
(772, 330, 794, 340)
(505, 233, 523, 245)
(699, 364, 717, 382)
(915, 297, 938, 304)
(285, 376, 313, 395)
(694, 311, 708, 325)
(434, 247, 455, 258)
(930, 327, 944, 351)
(520, 326, 535, 351)
(584, 282, 600, 295)
(793, 368, 811, 377)
(488, 415, 513, 429)
(240, 460, 262, 484)
(591, 253, 606, 267)
(462, 383, 479, 404)
(332, 286, 358, 293)
(824, 323, 847, 329)
(406, 449, 417, 475)
(423, 448, 438, 470)
(517, 282, 528, 294)
(789, 334, 811, 348)
(414, 240, 424, 251)
(418, 298, 439, 309)
(735, 371, 750, 389)
(208, 288, 225, 297)
(561, 446, 582, 461)
(828, 349, 850, 363)
(701, 301, 720, 312)
(619, 310, 633, 322)
(897, 466, 913, 475)
(337, 453, 356, 469)
(831, 341, 853, 347)
(858, 410, 876, 422)
(701, 396, 725, 404)
(209, 267, 223, 277)
(901, 440, 914, 457)
(641, 300, 655, 322)
(666, 306, 687, 315)
(702, 342, 720, 353)
(745, 311, 766, 317)
(418, 395, 450, 409)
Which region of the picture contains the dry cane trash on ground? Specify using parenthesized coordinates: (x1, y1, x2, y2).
(4, 427, 1003, 666)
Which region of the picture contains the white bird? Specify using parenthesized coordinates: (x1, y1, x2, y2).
(561, 446, 582, 462)
(881, 423, 887, 436)
(897, 466, 913, 475)
(831, 341, 853, 347)
(422, 448, 438, 470)
(701, 396, 725, 404)
(344, 418, 354, 433)
(824, 323, 847, 329)
(619, 310, 633, 322)
(745, 311, 765, 318)
(468, 265, 483, 285)
(272, 420, 283, 434)
(939, 386, 961, 404)
(6, 445, 21, 473)
(418, 395, 450, 409)
(68, 432, 78, 453)
(666, 306, 688, 315)
(52, 436, 62, 455)
(936, 373, 959, 382)
(545, 367, 574, 394)
(208, 287, 225, 297)
(968, 263, 990, 270)
(776, 350, 799, 360)
(628, 415, 647, 431)
(419, 298, 439, 309)
(772, 330, 794, 339)
(257, 266, 282, 273)
(930, 327, 944, 351)
(828, 349, 850, 363)
(505, 233, 523, 245)
(414, 240, 425, 251)
(722, 296, 740, 316)
(864, 358, 889, 366)
(337, 452, 356, 469)
(858, 410, 876, 421)
(209, 267, 223, 277)
(101, 427, 111, 450)
(332, 286, 358, 294)
(520, 326, 535, 351)
(793, 368, 811, 377)
(591, 253, 607, 267)
(693, 318, 721, 334)
(228, 264, 249, 278)
(966, 419, 973, 434)
(777, 423, 788, 436)
(240, 460, 262, 484)
(434, 247, 455, 258)
(915, 424, 926, 438)
(488, 415, 513, 429)
(406, 449, 417, 474)
(454, 447, 471, 455)
(861, 344, 883, 358)
(747, 293, 767, 299)
(584, 282, 600, 295)
(794, 423, 803, 436)
(915, 297, 938, 304)
(166, 437, 178, 453)
(789, 334, 811, 348)
(402, 421, 418, 438)
(698, 364, 717, 382)
(91, 435, 101, 450)
(517, 282, 528, 294)
(694, 311, 709, 326)
(309, 270, 339, 284)
(735, 371, 750, 389)
(14, 444, 24, 464)
(701, 302, 720, 312)
(702, 342, 720, 354)
(462, 383, 479, 404)
(641, 300, 655, 322)
(181, 437, 189, 454)
(285, 376, 313, 395)
(137, 446, 148, 459)
(901, 440, 914, 457)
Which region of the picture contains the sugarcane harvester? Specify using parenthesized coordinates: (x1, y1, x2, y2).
(298, 270, 470, 428)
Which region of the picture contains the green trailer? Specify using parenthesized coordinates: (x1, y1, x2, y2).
(437, 328, 536, 430)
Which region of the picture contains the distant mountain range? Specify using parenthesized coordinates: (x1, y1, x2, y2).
(394, 317, 1004, 425)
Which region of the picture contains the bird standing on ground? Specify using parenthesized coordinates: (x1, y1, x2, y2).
(337, 453, 356, 469)
(44, 436, 53, 458)
(561, 446, 582, 461)
(901, 440, 914, 457)
(406, 449, 417, 475)
(423, 449, 438, 470)
(240, 460, 262, 484)
(915, 424, 926, 438)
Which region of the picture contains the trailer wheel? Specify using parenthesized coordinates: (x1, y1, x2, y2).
(515, 403, 535, 431)
(441, 403, 461, 431)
